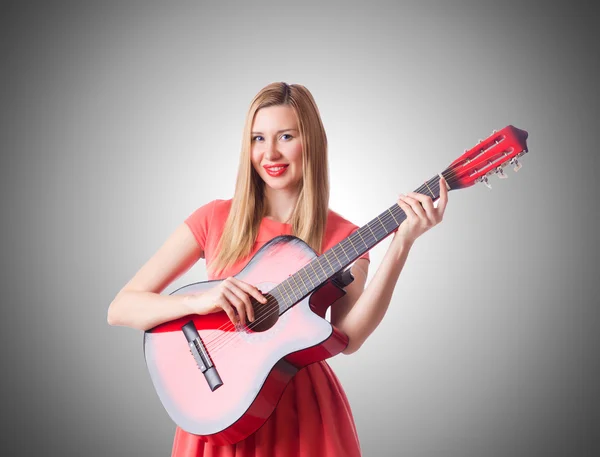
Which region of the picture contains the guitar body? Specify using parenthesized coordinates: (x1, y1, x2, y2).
(143, 236, 350, 445)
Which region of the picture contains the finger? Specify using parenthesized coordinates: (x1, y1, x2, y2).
(226, 282, 256, 323)
(397, 196, 417, 220)
(230, 277, 268, 304)
(437, 177, 449, 217)
(218, 300, 237, 325)
(408, 192, 436, 222)
(222, 288, 247, 325)
(400, 194, 426, 220)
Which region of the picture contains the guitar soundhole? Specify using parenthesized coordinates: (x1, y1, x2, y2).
(247, 294, 280, 333)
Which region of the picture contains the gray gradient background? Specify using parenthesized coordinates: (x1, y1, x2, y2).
(2, 1, 599, 456)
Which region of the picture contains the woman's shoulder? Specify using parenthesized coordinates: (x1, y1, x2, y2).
(185, 198, 232, 229)
(190, 198, 232, 216)
(326, 208, 360, 232)
(210, 198, 233, 219)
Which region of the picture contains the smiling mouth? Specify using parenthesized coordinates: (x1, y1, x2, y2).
(263, 165, 289, 176)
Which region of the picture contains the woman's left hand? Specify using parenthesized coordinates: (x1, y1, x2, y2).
(395, 176, 449, 245)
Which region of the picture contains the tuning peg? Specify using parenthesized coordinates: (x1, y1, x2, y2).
(480, 175, 492, 189)
(510, 157, 522, 172)
(495, 167, 508, 179)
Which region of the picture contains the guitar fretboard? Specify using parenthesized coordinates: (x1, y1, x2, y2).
(270, 172, 447, 312)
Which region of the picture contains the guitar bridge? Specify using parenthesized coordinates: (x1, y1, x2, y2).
(181, 321, 223, 392)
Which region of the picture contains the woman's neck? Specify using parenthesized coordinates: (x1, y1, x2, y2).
(263, 187, 300, 224)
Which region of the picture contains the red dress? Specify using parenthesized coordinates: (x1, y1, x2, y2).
(173, 199, 369, 457)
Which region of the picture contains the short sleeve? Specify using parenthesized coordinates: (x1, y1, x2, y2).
(184, 200, 217, 256)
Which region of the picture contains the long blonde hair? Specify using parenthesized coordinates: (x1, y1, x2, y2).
(209, 82, 330, 276)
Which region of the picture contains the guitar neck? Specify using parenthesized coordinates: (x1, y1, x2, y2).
(275, 172, 448, 311)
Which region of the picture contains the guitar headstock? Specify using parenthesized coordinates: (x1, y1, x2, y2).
(442, 125, 529, 190)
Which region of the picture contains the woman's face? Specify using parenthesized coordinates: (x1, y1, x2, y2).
(250, 105, 303, 193)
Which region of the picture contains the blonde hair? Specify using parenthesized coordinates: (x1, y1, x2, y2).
(209, 82, 330, 276)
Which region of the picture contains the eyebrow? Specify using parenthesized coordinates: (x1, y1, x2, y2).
(251, 128, 298, 135)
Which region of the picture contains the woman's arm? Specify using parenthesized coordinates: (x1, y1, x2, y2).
(331, 237, 412, 354)
(107, 223, 268, 331)
(107, 223, 202, 331)
(332, 177, 449, 354)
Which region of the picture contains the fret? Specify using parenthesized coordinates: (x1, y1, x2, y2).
(323, 251, 336, 272)
(292, 274, 308, 297)
(426, 176, 442, 198)
(315, 257, 329, 277)
(304, 266, 318, 289)
(337, 242, 351, 263)
(275, 286, 287, 312)
(354, 230, 369, 250)
(292, 278, 303, 301)
(364, 224, 378, 245)
(424, 180, 435, 198)
(297, 269, 309, 290)
(346, 236, 360, 256)
(283, 279, 298, 302)
(290, 274, 303, 298)
(392, 206, 404, 225)
(386, 208, 400, 231)
(279, 281, 292, 306)
(376, 215, 388, 233)
(366, 221, 377, 240)
(308, 261, 321, 284)
(291, 278, 302, 300)
(330, 246, 343, 266)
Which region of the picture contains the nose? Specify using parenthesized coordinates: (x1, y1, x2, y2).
(264, 139, 282, 160)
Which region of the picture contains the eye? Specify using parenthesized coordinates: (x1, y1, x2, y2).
(281, 134, 293, 140)
(252, 135, 264, 142)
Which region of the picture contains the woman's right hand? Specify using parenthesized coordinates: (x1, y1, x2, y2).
(184, 277, 268, 326)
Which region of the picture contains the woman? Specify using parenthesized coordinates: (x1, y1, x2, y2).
(107, 82, 448, 456)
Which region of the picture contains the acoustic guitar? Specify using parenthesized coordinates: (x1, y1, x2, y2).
(144, 125, 529, 444)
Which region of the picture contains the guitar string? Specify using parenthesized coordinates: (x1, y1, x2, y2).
(201, 177, 452, 354)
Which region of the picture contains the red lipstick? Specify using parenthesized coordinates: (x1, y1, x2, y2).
(263, 164, 289, 177)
